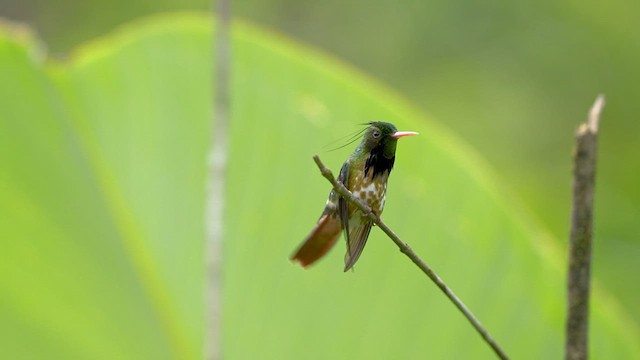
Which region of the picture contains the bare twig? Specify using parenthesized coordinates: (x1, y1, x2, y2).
(312, 155, 509, 360)
(565, 95, 605, 360)
(206, 1, 231, 359)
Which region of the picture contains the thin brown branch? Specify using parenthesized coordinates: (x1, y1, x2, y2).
(206, 1, 231, 359)
(312, 155, 509, 360)
(565, 95, 605, 360)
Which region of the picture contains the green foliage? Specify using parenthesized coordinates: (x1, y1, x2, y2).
(234, 0, 640, 326)
(0, 13, 637, 359)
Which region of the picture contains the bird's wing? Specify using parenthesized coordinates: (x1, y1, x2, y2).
(337, 161, 350, 239)
(338, 160, 373, 271)
(337, 160, 373, 271)
(343, 212, 373, 271)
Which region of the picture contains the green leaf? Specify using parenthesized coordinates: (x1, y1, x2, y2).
(0, 13, 637, 359)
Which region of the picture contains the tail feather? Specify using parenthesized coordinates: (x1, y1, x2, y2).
(290, 214, 342, 268)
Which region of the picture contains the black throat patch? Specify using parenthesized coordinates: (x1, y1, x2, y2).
(364, 148, 395, 179)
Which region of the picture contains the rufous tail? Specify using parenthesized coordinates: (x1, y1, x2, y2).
(290, 214, 342, 268)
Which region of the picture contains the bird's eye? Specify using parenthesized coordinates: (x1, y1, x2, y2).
(373, 131, 381, 138)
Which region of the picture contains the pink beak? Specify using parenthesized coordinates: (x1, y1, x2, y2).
(391, 131, 419, 139)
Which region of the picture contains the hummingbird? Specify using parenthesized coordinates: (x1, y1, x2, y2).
(290, 122, 418, 271)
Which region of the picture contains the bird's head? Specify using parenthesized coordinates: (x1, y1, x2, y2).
(360, 121, 418, 158)
(359, 121, 418, 178)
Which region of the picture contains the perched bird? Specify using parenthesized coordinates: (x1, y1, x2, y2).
(291, 122, 418, 271)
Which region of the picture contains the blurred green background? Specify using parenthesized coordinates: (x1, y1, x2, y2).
(1, 0, 639, 358)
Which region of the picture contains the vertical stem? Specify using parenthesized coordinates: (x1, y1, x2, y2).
(565, 95, 605, 360)
(206, 1, 231, 359)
